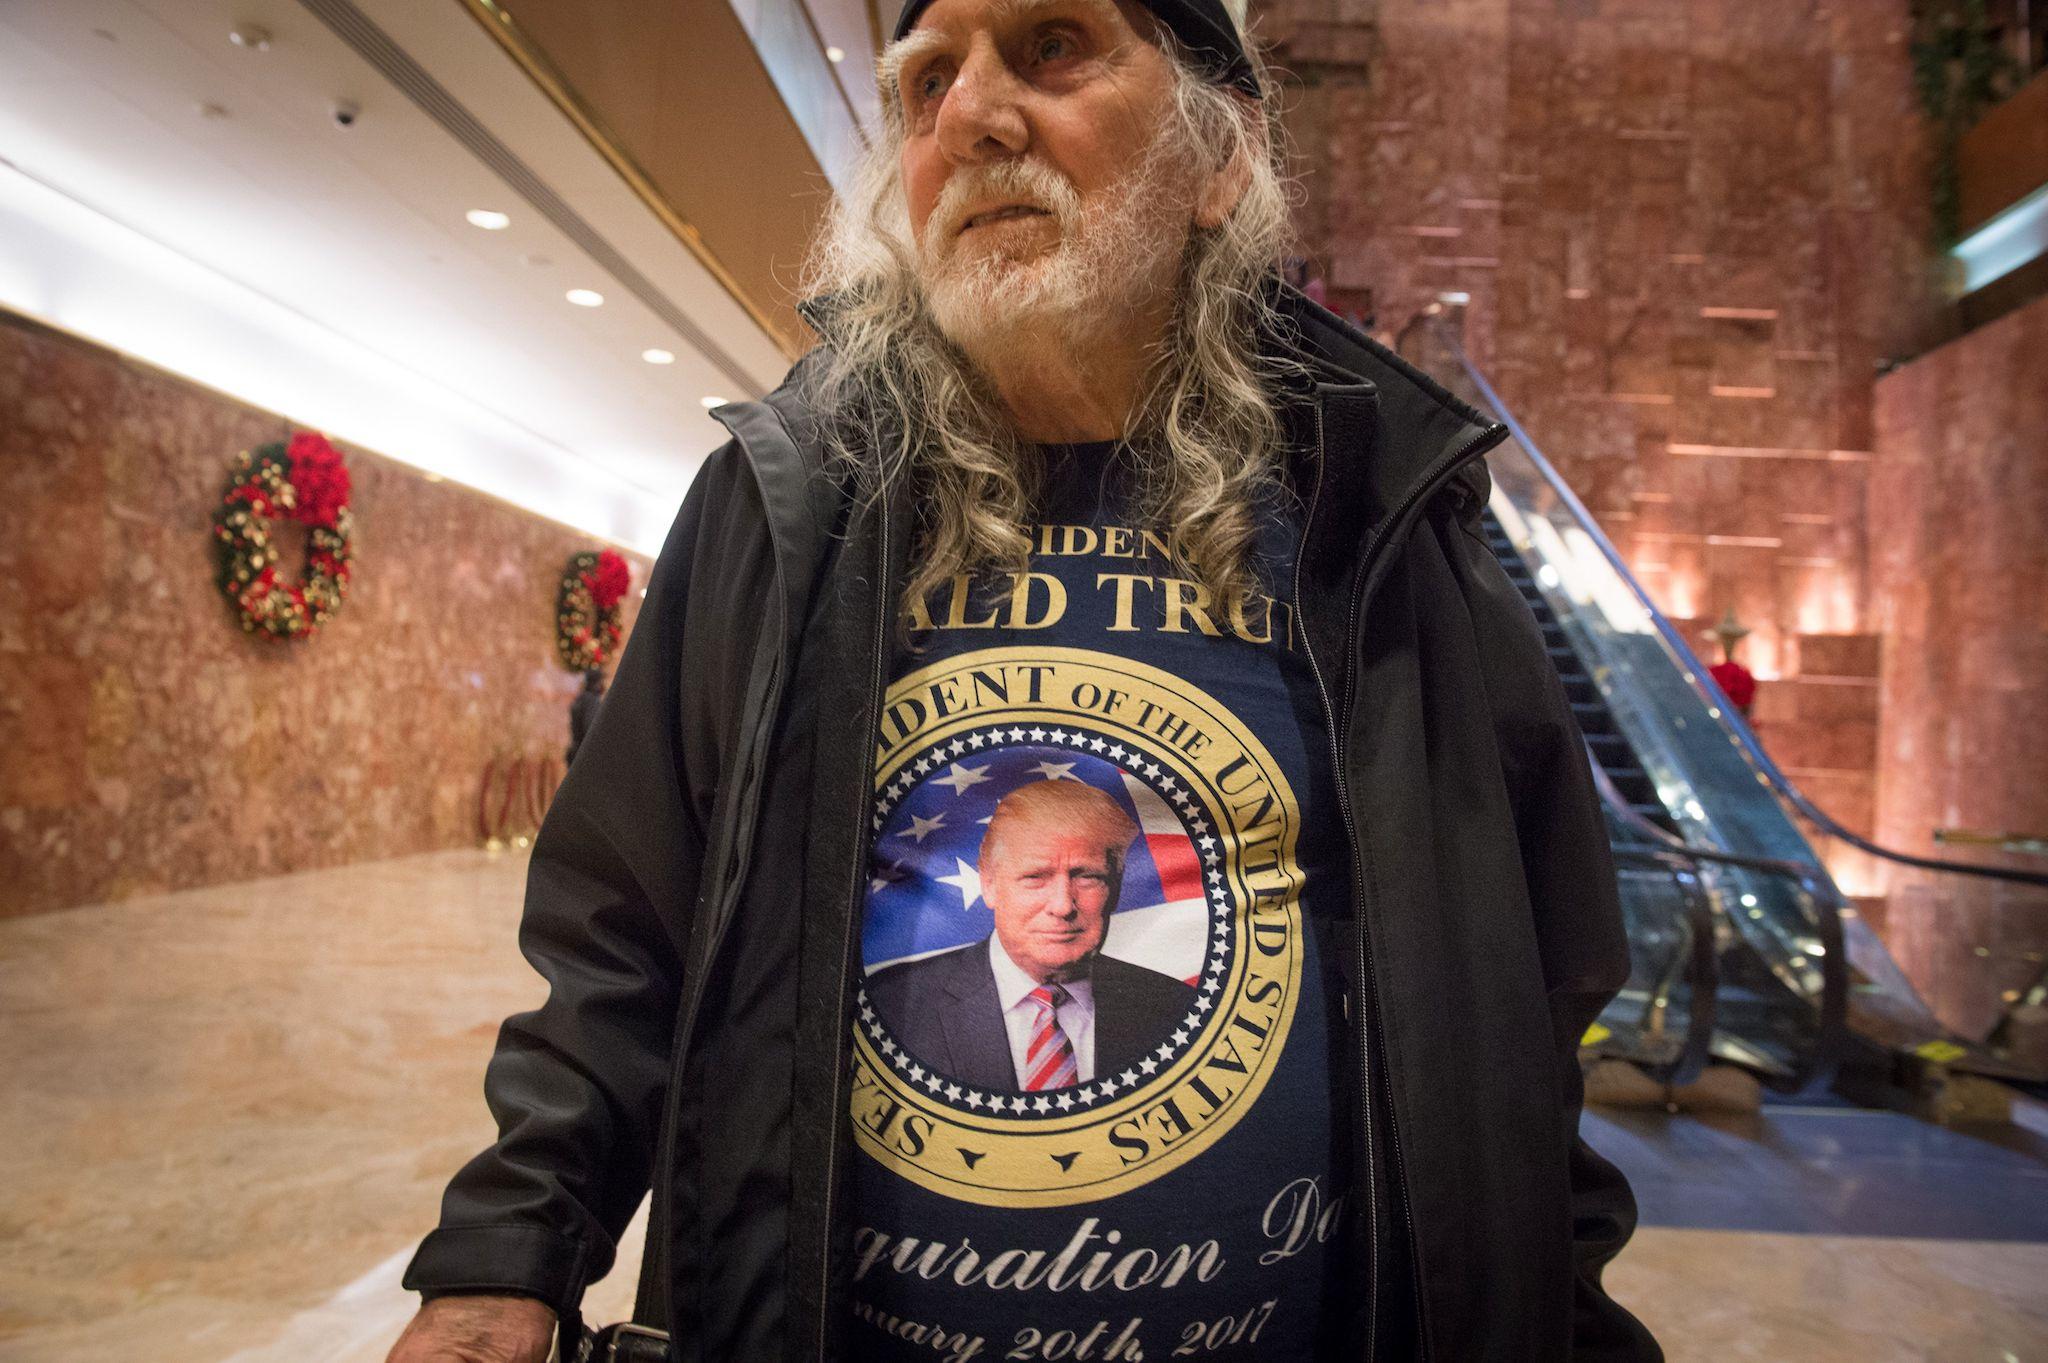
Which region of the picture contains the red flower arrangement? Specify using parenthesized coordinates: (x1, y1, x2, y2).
(556, 548, 632, 671)
(582, 548, 631, 612)
(211, 431, 355, 640)
(286, 430, 353, 529)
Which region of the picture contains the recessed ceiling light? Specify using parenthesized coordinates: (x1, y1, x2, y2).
(700, 395, 727, 409)
(229, 23, 271, 51)
(466, 209, 511, 230)
(642, 348, 676, 365)
(826, 45, 846, 62)
(565, 288, 605, 307)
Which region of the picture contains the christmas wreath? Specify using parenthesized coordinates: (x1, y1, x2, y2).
(556, 548, 631, 671)
(211, 430, 354, 639)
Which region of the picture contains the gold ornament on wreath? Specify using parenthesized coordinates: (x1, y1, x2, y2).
(556, 548, 631, 671)
(211, 431, 354, 640)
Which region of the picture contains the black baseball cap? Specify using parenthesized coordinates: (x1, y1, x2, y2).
(890, 0, 1261, 99)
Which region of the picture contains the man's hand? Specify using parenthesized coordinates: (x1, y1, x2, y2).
(387, 1295, 558, 1363)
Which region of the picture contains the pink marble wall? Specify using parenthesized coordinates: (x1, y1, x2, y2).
(1260, 0, 1943, 835)
(1259, 0, 2048, 1029)
(0, 314, 652, 917)
(1867, 291, 2048, 1038)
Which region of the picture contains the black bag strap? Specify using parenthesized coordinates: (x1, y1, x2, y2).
(625, 393, 841, 1338)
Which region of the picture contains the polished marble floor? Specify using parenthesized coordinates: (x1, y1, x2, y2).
(2, 848, 2044, 1362)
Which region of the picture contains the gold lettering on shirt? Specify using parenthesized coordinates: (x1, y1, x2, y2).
(907, 524, 1299, 649)
(1094, 573, 1152, 633)
(1158, 578, 1223, 637)
(1005, 571, 1066, 629)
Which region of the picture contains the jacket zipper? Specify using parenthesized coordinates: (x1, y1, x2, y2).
(817, 491, 891, 1361)
(1301, 400, 1506, 1363)
(1292, 401, 1380, 1363)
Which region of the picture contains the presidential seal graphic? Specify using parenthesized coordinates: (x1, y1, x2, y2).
(852, 647, 1307, 1207)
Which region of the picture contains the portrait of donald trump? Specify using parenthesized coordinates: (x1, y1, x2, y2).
(864, 777, 1199, 1092)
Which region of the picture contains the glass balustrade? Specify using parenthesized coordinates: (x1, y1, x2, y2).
(1601, 823, 1717, 1085)
(1481, 464, 1847, 1084)
(1397, 307, 2048, 1089)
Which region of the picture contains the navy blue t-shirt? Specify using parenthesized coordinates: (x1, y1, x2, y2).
(847, 443, 1361, 1361)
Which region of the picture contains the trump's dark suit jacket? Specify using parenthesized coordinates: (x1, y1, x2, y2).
(863, 940, 1198, 1090)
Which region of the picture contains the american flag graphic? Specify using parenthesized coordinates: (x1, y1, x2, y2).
(862, 734, 1212, 983)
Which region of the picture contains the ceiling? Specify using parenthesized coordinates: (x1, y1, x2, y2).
(0, 0, 809, 552)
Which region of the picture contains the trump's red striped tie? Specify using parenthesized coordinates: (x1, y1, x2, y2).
(1023, 983, 1078, 1090)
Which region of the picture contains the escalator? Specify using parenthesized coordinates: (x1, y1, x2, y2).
(1482, 513, 1674, 838)
(1398, 307, 2048, 1094)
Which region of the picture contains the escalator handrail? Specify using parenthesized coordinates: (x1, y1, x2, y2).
(1589, 748, 1850, 1019)
(1437, 318, 2048, 892)
(1587, 751, 1832, 886)
(1608, 844, 1720, 1085)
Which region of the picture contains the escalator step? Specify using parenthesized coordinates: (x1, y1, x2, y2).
(1569, 702, 1615, 733)
(1608, 774, 1660, 804)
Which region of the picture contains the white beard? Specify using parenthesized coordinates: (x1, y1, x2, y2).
(916, 126, 1193, 370)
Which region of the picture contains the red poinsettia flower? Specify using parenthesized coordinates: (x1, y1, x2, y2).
(287, 431, 353, 529)
(226, 481, 278, 518)
(582, 548, 632, 610)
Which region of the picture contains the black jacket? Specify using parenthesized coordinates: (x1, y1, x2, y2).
(404, 283, 1660, 1363)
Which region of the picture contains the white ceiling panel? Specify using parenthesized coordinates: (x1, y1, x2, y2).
(0, 0, 800, 549)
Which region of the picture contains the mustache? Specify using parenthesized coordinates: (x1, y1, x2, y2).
(920, 158, 1082, 259)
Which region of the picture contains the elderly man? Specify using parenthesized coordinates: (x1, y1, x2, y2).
(391, 0, 1660, 1358)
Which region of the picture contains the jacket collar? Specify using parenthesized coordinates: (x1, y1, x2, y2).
(1251, 279, 1511, 725)
(1254, 276, 1507, 534)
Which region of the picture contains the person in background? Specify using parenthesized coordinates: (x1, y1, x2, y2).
(1707, 608, 1757, 717)
(565, 667, 605, 767)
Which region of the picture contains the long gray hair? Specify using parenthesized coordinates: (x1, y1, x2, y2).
(798, 26, 1301, 625)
